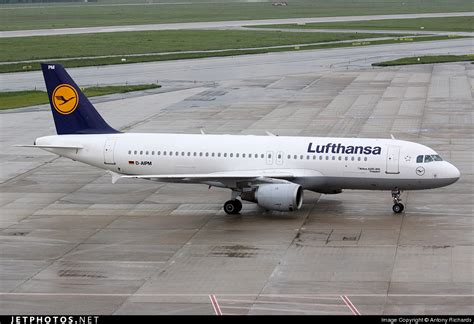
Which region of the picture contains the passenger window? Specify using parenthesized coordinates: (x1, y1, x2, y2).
(146, 151, 149, 155)
(134, 150, 137, 155)
(140, 151, 143, 155)
(287, 155, 291, 159)
(313, 156, 316, 160)
(278, 154, 282, 159)
(230, 153, 233, 157)
(181, 152, 185, 156)
(212, 153, 215, 157)
(332, 156, 335, 160)
(345, 156, 348, 161)
(193, 152, 197, 156)
(236, 153, 239, 158)
(357, 157, 361, 161)
(152, 151, 155, 155)
(242, 154, 245, 158)
(294, 155, 297, 159)
(319, 156, 323, 160)
(307, 155, 310, 160)
(199, 152, 203, 157)
(187, 152, 190, 156)
(218, 153, 221, 157)
(224, 153, 227, 157)
(338, 156, 342, 161)
(325, 156, 329, 160)
(157, 151, 161, 156)
(351, 157, 354, 161)
(128, 150, 131, 155)
(424, 155, 434, 163)
(163, 151, 167, 156)
(364, 157, 367, 161)
(261, 154, 264, 158)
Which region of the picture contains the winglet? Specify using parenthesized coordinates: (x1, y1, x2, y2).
(390, 134, 396, 140)
(108, 171, 123, 184)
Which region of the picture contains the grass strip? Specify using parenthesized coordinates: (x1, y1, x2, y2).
(372, 54, 474, 66)
(0, 84, 161, 110)
(249, 16, 474, 32)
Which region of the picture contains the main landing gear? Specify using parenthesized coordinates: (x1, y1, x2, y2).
(391, 189, 404, 213)
(224, 199, 242, 215)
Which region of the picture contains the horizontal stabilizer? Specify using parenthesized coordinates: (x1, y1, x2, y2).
(14, 144, 83, 149)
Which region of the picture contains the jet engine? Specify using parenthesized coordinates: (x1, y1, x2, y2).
(241, 183, 303, 212)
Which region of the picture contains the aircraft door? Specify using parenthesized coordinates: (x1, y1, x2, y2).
(266, 151, 274, 165)
(104, 138, 116, 165)
(276, 151, 284, 165)
(386, 146, 400, 174)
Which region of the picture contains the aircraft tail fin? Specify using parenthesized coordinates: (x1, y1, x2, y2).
(41, 63, 119, 135)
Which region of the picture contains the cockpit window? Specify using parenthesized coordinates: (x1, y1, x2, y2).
(418, 154, 443, 163)
(424, 155, 434, 163)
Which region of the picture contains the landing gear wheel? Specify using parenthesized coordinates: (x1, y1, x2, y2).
(392, 203, 403, 214)
(224, 200, 242, 215)
(398, 203, 405, 212)
(391, 188, 404, 213)
(233, 199, 242, 213)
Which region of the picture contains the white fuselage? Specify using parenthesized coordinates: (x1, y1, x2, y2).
(35, 133, 460, 192)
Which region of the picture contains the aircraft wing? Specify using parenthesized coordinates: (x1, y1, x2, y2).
(109, 169, 321, 188)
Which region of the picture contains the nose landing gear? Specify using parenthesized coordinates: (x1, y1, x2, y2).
(391, 189, 404, 213)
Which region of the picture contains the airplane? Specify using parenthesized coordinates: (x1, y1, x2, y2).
(17, 63, 460, 215)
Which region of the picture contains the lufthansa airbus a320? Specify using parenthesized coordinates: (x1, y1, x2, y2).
(18, 64, 460, 214)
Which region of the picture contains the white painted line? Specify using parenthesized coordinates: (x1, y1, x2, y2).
(209, 294, 222, 315)
(341, 295, 361, 315)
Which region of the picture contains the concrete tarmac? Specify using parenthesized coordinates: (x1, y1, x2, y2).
(0, 60, 473, 314)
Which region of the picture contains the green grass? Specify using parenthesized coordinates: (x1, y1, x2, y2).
(0, 84, 161, 110)
(249, 16, 474, 32)
(0, 35, 463, 74)
(372, 54, 474, 66)
(0, 0, 472, 31)
(0, 29, 402, 62)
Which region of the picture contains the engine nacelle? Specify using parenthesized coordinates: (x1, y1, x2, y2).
(242, 183, 303, 212)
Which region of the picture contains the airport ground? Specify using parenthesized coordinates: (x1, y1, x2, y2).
(1, 0, 472, 31)
(0, 1, 472, 315)
(0, 39, 472, 314)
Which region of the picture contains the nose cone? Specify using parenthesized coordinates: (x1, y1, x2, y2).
(447, 163, 461, 183)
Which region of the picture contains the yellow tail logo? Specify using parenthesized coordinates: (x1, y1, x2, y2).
(52, 84, 79, 115)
